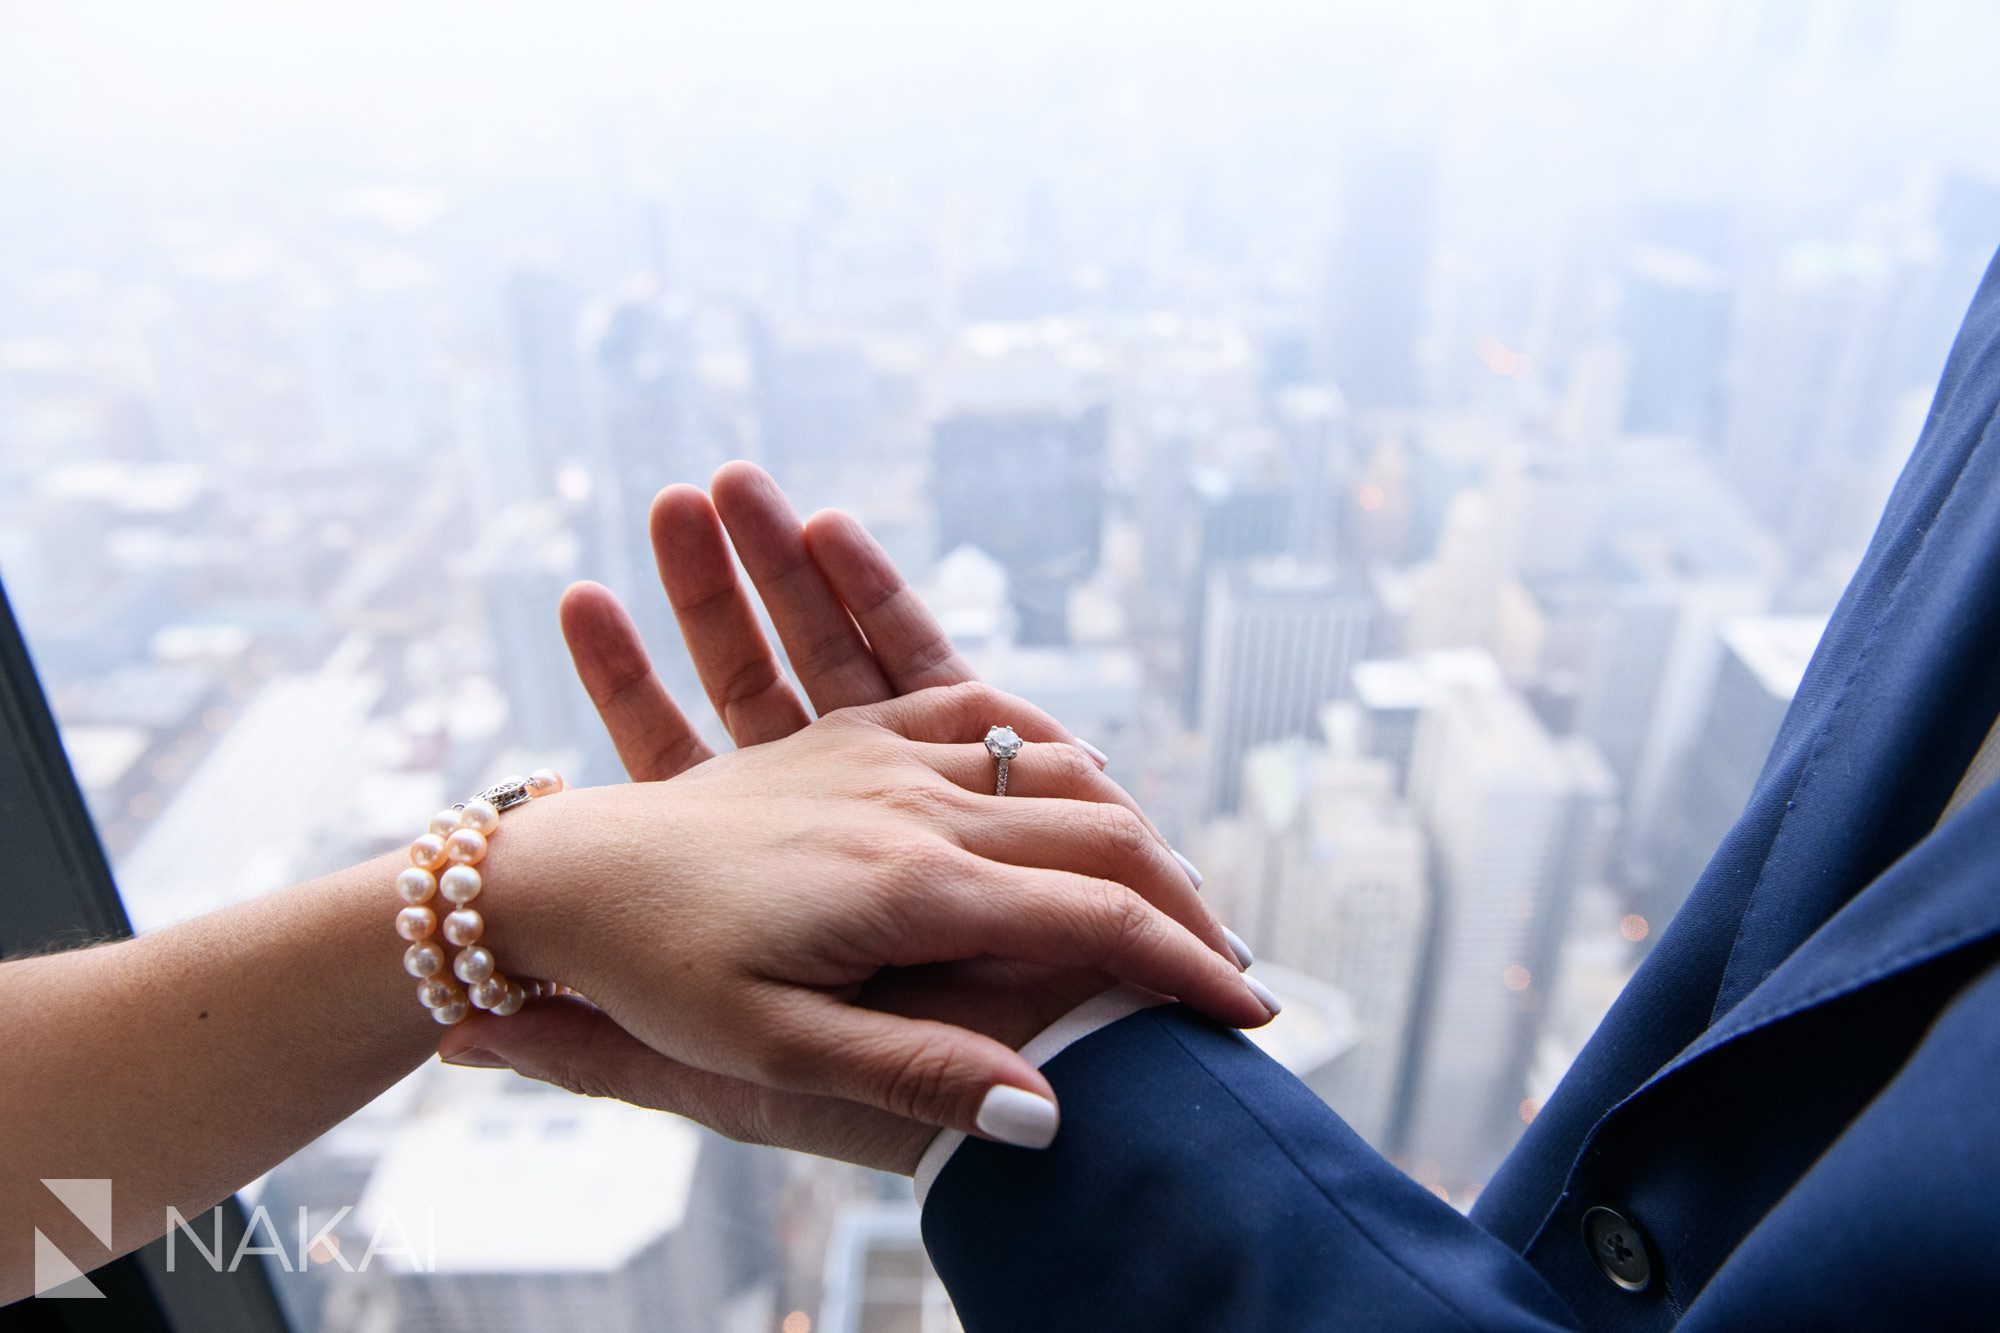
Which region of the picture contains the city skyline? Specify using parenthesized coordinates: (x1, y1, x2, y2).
(5, 3, 1998, 1328)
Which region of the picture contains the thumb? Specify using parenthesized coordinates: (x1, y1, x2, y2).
(440, 998, 737, 1125)
(756, 1001, 1063, 1150)
(440, 999, 936, 1171)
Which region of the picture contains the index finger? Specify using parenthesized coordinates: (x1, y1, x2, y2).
(650, 484, 814, 747)
(803, 508, 976, 692)
(711, 462, 894, 714)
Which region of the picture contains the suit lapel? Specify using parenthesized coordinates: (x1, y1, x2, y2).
(1706, 383, 2000, 1021)
(1651, 783, 2000, 1089)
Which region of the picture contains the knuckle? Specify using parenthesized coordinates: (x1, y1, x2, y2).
(944, 679, 1001, 719)
(899, 632, 961, 683)
(881, 778, 969, 824)
(1091, 804, 1152, 865)
(880, 1040, 962, 1123)
(708, 1088, 780, 1148)
(794, 623, 862, 680)
(885, 834, 959, 888)
(544, 1060, 620, 1102)
(1047, 742, 1098, 787)
(1094, 887, 1159, 963)
(747, 1034, 811, 1090)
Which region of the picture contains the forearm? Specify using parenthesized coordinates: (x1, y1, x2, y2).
(0, 850, 440, 1301)
(922, 1005, 1581, 1331)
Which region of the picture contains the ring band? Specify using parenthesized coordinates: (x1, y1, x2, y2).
(984, 725, 1024, 796)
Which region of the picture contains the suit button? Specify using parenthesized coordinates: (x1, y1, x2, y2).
(1582, 1206, 1653, 1293)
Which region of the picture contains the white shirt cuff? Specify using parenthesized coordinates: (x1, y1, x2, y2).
(912, 983, 1168, 1207)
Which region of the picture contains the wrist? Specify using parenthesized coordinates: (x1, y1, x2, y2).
(392, 770, 587, 1026)
(461, 783, 610, 992)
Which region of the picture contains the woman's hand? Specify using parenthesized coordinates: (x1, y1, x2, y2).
(479, 683, 1269, 1153)
(443, 462, 1240, 1171)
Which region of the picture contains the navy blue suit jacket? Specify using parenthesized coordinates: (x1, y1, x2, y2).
(921, 252, 2000, 1329)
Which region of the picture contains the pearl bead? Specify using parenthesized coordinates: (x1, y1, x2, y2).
(527, 768, 564, 797)
(443, 908, 484, 946)
(416, 978, 456, 1009)
(396, 867, 437, 905)
(409, 834, 448, 871)
(428, 809, 463, 838)
(492, 981, 526, 1017)
(396, 906, 437, 941)
(403, 941, 445, 978)
(469, 975, 508, 1009)
(454, 945, 496, 984)
(439, 864, 482, 905)
(458, 799, 500, 836)
(431, 997, 470, 1025)
(445, 827, 488, 866)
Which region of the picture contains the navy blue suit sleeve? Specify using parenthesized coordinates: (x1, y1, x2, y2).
(921, 1005, 1580, 1332)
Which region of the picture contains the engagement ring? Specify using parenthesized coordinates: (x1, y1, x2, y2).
(984, 725, 1024, 796)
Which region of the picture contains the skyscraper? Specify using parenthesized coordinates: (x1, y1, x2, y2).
(1651, 615, 1824, 922)
(1399, 652, 1616, 1187)
(1239, 705, 1430, 1148)
(1197, 559, 1374, 815)
(929, 404, 1107, 646)
(1618, 245, 1732, 443)
(351, 1092, 779, 1333)
(583, 289, 705, 706)
(1178, 466, 1300, 723)
(1323, 146, 1436, 413)
(503, 266, 590, 503)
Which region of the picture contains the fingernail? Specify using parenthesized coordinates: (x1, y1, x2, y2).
(441, 1048, 508, 1070)
(1074, 737, 1109, 767)
(1171, 848, 1204, 888)
(1223, 927, 1254, 970)
(1245, 975, 1283, 1018)
(975, 1085, 1060, 1149)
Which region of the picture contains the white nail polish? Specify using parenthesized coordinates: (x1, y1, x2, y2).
(1223, 927, 1254, 970)
(1075, 737, 1109, 767)
(975, 1085, 1060, 1149)
(1246, 974, 1283, 1017)
(1171, 848, 1204, 888)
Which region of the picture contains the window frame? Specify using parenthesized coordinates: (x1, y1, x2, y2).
(0, 576, 289, 1333)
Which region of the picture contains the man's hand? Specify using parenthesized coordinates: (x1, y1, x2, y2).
(440, 462, 1140, 1172)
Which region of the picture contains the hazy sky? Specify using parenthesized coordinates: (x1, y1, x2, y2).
(7, 2, 1999, 206)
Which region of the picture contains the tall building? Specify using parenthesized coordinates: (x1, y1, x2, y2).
(1570, 564, 1768, 881)
(477, 500, 613, 784)
(1651, 615, 1824, 921)
(1400, 652, 1617, 1188)
(1197, 558, 1373, 815)
(1238, 705, 1431, 1147)
(348, 1090, 779, 1333)
(816, 1203, 962, 1333)
(1401, 492, 1503, 656)
(1716, 245, 1905, 568)
(1179, 465, 1301, 723)
(502, 267, 589, 502)
(929, 404, 1107, 645)
(1323, 146, 1436, 412)
(1618, 245, 1732, 443)
(1273, 385, 1353, 562)
(749, 321, 877, 476)
(581, 288, 707, 719)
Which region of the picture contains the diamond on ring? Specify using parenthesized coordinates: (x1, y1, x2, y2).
(984, 725, 1023, 796)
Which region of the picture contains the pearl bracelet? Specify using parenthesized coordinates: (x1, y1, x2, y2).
(395, 768, 565, 1026)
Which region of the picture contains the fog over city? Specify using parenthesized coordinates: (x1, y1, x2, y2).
(5, 3, 1998, 1329)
